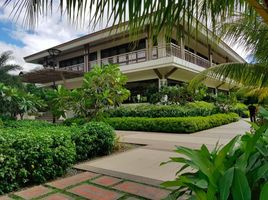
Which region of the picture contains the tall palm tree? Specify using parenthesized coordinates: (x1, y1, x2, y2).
(0, 51, 22, 87)
(189, 13, 268, 101)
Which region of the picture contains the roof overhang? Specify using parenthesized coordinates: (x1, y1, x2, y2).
(21, 68, 84, 84)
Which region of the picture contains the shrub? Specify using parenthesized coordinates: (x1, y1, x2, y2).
(107, 102, 218, 118)
(0, 125, 76, 194)
(161, 107, 268, 199)
(230, 102, 249, 118)
(3, 119, 52, 128)
(0, 120, 116, 195)
(63, 117, 89, 126)
(105, 113, 239, 133)
(71, 122, 115, 161)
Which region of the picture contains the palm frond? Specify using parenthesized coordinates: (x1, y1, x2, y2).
(218, 12, 268, 63)
(2, 0, 257, 39)
(0, 51, 13, 68)
(189, 63, 268, 89)
(0, 64, 22, 73)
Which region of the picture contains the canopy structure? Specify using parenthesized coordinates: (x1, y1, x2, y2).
(21, 68, 84, 84)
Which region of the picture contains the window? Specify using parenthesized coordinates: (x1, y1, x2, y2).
(101, 39, 146, 59)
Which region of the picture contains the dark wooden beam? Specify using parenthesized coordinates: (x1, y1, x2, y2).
(216, 82, 225, 89)
(153, 69, 163, 79)
(165, 67, 178, 78)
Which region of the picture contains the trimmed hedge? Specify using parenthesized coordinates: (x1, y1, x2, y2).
(107, 101, 218, 118)
(72, 122, 115, 161)
(106, 113, 239, 133)
(0, 120, 115, 195)
(0, 125, 76, 194)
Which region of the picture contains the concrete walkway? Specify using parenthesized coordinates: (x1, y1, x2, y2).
(75, 120, 250, 183)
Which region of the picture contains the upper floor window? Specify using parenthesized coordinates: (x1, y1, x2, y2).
(101, 39, 146, 58)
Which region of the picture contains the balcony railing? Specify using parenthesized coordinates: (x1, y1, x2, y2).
(61, 43, 212, 72)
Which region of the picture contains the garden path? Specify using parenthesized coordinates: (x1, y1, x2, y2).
(75, 119, 250, 183)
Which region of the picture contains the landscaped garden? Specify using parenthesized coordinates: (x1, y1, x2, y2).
(0, 57, 252, 196)
(2, 0, 268, 199)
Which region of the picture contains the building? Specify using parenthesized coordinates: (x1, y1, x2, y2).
(22, 24, 245, 101)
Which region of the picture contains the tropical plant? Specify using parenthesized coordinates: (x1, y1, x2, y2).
(0, 51, 22, 88)
(56, 64, 130, 119)
(3, 0, 266, 39)
(161, 107, 268, 200)
(189, 12, 268, 102)
(149, 83, 207, 105)
(0, 83, 44, 119)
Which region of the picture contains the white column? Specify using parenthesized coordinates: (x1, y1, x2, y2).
(97, 49, 101, 66)
(84, 44, 89, 72)
(146, 38, 153, 60)
(158, 78, 167, 89)
(157, 30, 166, 58)
(180, 37, 185, 59)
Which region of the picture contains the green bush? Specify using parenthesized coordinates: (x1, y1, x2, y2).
(71, 122, 115, 161)
(0, 120, 116, 195)
(162, 107, 268, 199)
(63, 117, 90, 126)
(3, 119, 52, 128)
(0, 125, 76, 194)
(107, 102, 218, 118)
(230, 102, 249, 118)
(106, 113, 239, 133)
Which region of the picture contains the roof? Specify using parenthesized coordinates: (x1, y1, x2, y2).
(21, 68, 83, 84)
(24, 22, 245, 64)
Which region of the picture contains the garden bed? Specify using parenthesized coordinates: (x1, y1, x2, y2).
(105, 113, 239, 133)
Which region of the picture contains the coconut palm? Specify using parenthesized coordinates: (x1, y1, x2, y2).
(1, 0, 264, 37)
(189, 13, 268, 101)
(0, 51, 22, 87)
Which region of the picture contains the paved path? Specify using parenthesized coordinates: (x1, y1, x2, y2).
(75, 120, 250, 182)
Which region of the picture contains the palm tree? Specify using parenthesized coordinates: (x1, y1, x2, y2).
(0, 51, 22, 87)
(1, 0, 265, 37)
(189, 13, 268, 101)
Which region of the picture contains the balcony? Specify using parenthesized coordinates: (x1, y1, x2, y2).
(61, 43, 212, 72)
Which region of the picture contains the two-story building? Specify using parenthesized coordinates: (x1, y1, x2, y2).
(22, 24, 245, 101)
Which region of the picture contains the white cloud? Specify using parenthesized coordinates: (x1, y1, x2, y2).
(0, 3, 91, 72)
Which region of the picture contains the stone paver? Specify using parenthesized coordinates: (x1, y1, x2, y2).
(42, 193, 73, 200)
(92, 176, 122, 186)
(68, 184, 123, 200)
(15, 186, 52, 200)
(0, 196, 12, 200)
(47, 172, 99, 189)
(114, 181, 170, 200)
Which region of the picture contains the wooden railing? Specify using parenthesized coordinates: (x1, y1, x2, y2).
(61, 43, 212, 72)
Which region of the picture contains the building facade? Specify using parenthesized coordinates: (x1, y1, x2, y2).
(23, 25, 245, 101)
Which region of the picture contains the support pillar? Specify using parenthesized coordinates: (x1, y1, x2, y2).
(97, 49, 101, 66)
(180, 37, 185, 59)
(157, 29, 166, 58)
(84, 44, 89, 72)
(159, 78, 167, 89)
(146, 38, 153, 60)
(208, 44, 213, 67)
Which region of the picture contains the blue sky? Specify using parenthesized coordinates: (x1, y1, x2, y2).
(0, 5, 89, 71)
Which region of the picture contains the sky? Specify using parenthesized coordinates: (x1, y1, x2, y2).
(0, 3, 249, 73)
